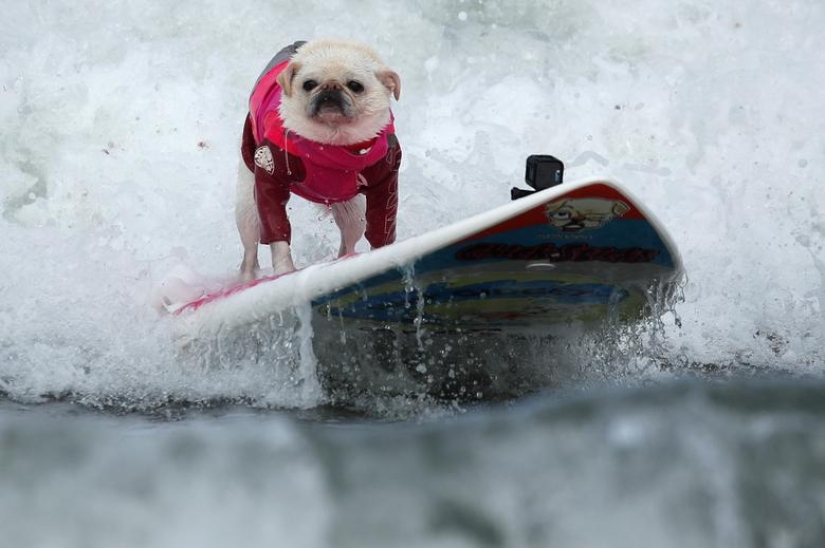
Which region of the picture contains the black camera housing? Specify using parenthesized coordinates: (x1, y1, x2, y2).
(511, 155, 565, 200)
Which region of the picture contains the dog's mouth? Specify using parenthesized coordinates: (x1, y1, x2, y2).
(310, 91, 353, 123)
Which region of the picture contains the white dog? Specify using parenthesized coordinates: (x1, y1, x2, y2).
(236, 39, 402, 280)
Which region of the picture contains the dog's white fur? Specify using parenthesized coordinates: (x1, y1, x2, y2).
(236, 39, 400, 280)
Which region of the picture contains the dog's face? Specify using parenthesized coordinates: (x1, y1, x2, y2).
(277, 39, 401, 146)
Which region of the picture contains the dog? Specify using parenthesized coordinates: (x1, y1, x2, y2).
(236, 39, 402, 281)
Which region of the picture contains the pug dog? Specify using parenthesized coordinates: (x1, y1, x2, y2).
(236, 39, 402, 281)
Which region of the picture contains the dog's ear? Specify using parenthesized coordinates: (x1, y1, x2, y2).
(377, 69, 401, 101)
(277, 61, 302, 97)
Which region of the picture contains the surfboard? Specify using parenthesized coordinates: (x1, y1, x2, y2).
(173, 177, 681, 339)
(168, 177, 682, 397)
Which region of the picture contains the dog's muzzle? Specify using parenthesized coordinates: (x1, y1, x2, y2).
(311, 90, 350, 118)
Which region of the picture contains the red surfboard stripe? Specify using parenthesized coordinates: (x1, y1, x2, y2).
(464, 183, 644, 241)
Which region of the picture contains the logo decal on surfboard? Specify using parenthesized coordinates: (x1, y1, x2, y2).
(544, 198, 630, 232)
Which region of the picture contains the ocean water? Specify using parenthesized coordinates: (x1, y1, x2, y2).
(1, 0, 824, 546)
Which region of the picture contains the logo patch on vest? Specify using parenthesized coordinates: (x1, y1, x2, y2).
(254, 145, 275, 174)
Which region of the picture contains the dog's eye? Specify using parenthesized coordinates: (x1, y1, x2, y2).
(302, 79, 318, 92)
(346, 80, 365, 93)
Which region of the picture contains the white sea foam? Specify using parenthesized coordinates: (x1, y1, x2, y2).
(1, 0, 823, 407)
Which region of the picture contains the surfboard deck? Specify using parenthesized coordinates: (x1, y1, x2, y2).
(174, 177, 681, 339)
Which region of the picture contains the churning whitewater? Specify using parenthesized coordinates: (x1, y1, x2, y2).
(1, 1, 824, 546)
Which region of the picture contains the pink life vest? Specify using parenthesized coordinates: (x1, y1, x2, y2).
(248, 61, 396, 205)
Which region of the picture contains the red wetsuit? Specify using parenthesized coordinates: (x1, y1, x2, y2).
(240, 42, 401, 247)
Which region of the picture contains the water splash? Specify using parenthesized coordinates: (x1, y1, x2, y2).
(400, 263, 427, 351)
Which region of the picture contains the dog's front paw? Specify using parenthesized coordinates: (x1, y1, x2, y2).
(271, 241, 296, 276)
(273, 264, 296, 276)
(237, 268, 257, 284)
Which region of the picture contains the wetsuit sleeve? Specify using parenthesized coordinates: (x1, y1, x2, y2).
(241, 116, 256, 172)
(360, 134, 402, 248)
(255, 165, 292, 245)
(241, 117, 292, 244)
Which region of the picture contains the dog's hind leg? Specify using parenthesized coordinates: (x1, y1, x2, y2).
(235, 162, 260, 281)
(331, 194, 367, 257)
